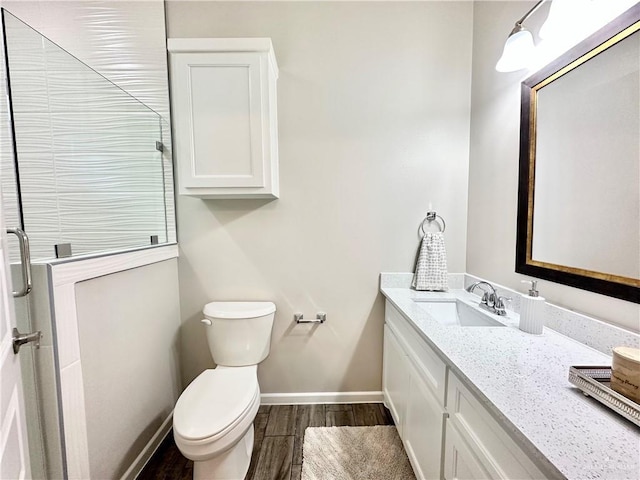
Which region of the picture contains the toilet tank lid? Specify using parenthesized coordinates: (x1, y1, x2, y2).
(203, 301, 276, 319)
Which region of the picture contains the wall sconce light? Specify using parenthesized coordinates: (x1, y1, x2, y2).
(496, 0, 638, 73)
(495, 0, 549, 72)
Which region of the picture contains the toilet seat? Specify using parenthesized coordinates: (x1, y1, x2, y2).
(174, 366, 259, 443)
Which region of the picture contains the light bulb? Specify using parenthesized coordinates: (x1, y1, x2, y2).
(495, 29, 536, 72)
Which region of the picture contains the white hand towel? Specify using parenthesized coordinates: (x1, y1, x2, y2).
(412, 232, 448, 291)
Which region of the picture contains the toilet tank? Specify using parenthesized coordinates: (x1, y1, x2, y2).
(202, 302, 276, 366)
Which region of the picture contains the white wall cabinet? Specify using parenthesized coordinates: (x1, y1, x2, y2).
(168, 38, 279, 198)
(383, 301, 549, 480)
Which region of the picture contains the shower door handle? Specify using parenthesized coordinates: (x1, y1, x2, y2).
(6, 228, 32, 297)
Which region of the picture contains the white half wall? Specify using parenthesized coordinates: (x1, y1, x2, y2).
(166, 1, 475, 392)
(466, 1, 640, 332)
(74, 259, 181, 480)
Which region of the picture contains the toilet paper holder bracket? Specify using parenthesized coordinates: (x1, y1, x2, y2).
(294, 312, 326, 324)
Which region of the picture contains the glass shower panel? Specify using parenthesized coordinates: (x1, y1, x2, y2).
(1, 12, 64, 480)
(0, 17, 20, 261)
(3, 11, 168, 261)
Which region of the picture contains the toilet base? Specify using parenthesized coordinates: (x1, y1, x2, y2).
(193, 424, 254, 480)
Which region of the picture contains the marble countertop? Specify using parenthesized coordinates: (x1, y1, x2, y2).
(380, 286, 640, 480)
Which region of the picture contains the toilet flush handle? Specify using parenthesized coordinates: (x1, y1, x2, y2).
(201, 319, 212, 326)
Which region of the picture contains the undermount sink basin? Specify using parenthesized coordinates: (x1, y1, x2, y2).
(414, 299, 506, 327)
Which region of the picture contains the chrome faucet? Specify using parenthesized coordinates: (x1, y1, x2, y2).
(465, 281, 511, 316)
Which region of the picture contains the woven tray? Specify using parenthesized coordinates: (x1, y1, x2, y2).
(568, 366, 640, 427)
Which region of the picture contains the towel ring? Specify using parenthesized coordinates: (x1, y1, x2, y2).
(418, 211, 446, 236)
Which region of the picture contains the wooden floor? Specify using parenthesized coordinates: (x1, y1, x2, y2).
(138, 403, 394, 480)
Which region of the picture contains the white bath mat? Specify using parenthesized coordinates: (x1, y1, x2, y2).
(301, 426, 416, 480)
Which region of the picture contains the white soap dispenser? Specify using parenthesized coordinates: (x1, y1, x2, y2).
(519, 280, 545, 335)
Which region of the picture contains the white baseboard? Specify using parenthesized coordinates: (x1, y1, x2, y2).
(260, 391, 384, 405)
(120, 412, 173, 480)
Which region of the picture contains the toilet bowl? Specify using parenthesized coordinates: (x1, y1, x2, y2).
(173, 301, 276, 480)
(174, 366, 261, 479)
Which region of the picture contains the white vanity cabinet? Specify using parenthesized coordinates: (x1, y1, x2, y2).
(168, 38, 279, 198)
(383, 300, 549, 480)
(383, 303, 447, 480)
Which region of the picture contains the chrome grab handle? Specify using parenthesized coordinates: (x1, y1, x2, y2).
(6, 228, 32, 297)
(12, 327, 42, 354)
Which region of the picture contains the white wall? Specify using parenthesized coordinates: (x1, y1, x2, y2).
(466, 1, 640, 332)
(0, 0, 170, 120)
(75, 259, 181, 480)
(167, 1, 475, 393)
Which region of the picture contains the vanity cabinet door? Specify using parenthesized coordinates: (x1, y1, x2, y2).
(446, 372, 546, 480)
(382, 325, 410, 436)
(385, 301, 447, 404)
(404, 358, 446, 480)
(444, 420, 491, 480)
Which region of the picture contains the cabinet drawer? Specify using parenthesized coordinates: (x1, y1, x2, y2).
(385, 301, 446, 405)
(447, 372, 546, 480)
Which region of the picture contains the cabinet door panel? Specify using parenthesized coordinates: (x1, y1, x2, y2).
(190, 63, 254, 177)
(447, 373, 545, 480)
(444, 420, 492, 480)
(382, 325, 410, 436)
(404, 359, 446, 480)
(173, 52, 265, 189)
(385, 302, 447, 404)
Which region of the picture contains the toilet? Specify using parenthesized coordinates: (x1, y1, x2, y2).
(173, 301, 276, 480)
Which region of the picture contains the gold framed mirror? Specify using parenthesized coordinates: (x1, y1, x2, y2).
(516, 4, 640, 303)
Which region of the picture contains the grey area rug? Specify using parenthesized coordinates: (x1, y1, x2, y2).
(301, 426, 416, 480)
